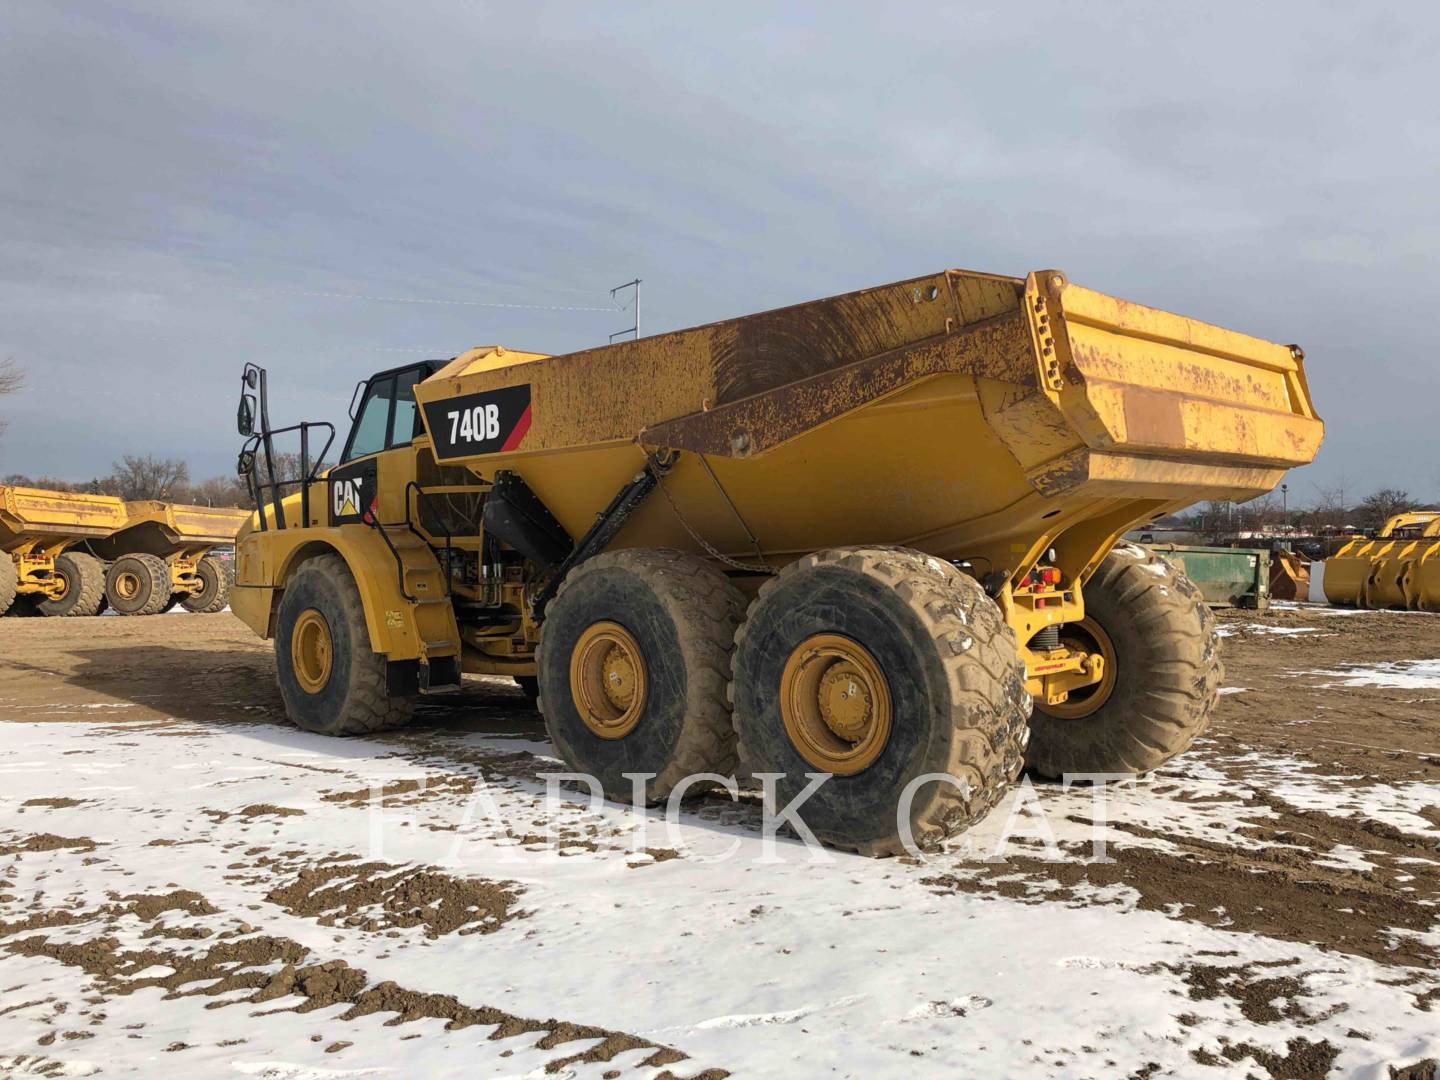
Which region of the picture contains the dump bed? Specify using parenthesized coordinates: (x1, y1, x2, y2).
(411, 269, 1322, 575)
(122, 501, 250, 546)
(1020, 278, 1321, 495)
(89, 501, 250, 560)
(0, 485, 128, 553)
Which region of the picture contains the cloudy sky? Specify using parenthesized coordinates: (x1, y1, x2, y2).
(2, 2, 1436, 505)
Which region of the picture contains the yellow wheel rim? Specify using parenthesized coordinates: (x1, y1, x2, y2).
(570, 621, 647, 739)
(1037, 617, 1118, 720)
(780, 634, 892, 775)
(51, 569, 70, 600)
(291, 608, 334, 694)
(115, 570, 141, 601)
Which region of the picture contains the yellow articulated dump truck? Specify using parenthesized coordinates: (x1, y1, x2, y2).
(1324, 512, 1440, 610)
(90, 502, 248, 616)
(231, 268, 1322, 854)
(1, 486, 128, 616)
(0, 485, 246, 617)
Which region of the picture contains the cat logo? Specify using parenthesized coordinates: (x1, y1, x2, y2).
(327, 457, 377, 526)
(333, 477, 364, 520)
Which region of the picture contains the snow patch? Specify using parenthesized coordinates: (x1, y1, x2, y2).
(901, 995, 992, 1021)
(1133, 560, 1173, 577)
(695, 996, 864, 1029)
(1300, 658, 1440, 690)
(1217, 623, 1322, 637)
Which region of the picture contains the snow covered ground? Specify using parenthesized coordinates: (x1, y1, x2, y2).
(2, 714, 1437, 1078)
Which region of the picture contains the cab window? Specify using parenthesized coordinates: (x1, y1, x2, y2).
(391, 367, 425, 446)
(342, 362, 437, 462)
(344, 376, 395, 461)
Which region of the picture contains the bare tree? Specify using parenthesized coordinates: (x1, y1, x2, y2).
(187, 474, 250, 508)
(1307, 483, 1348, 527)
(107, 455, 191, 501)
(1356, 488, 1419, 531)
(2, 472, 81, 492)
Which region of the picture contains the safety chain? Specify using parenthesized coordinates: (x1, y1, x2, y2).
(650, 460, 777, 575)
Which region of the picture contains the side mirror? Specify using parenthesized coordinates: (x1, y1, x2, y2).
(236, 449, 255, 476)
(244, 365, 259, 389)
(237, 394, 255, 437)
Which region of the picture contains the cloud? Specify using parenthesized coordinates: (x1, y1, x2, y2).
(1, 1, 1437, 500)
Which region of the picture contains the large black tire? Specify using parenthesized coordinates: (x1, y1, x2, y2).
(0, 556, 16, 616)
(104, 554, 172, 616)
(180, 555, 231, 614)
(731, 547, 1030, 857)
(536, 549, 745, 804)
(39, 552, 107, 617)
(1026, 542, 1222, 778)
(275, 554, 415, 735)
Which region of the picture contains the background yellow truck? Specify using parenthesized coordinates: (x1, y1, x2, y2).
(0, 485, 246, 616)
(232, 267, 1322, 854)
(0, 486, 126, 616)
(90, 501, 246, 615)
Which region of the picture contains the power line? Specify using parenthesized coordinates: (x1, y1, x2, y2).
(27, 261, 627, 313)
(320, 345, 457, 353)
(248, 285, 620, 313)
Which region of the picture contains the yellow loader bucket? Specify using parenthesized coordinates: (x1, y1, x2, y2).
(1268, 549, 1311, 602)
(1402, 518, 1440, 611)
(1366, 538, 1425, 610)
(1324, 512, 1440, 608)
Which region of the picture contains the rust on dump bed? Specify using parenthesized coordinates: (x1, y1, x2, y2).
(640, 308, 1036, 458)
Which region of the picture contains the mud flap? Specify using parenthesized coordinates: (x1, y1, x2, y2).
(387, 656, 461, 695)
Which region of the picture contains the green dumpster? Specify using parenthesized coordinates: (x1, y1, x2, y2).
(1145, 544, 1271, 610)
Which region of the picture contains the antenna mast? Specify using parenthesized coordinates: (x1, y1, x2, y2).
(609, 279, 641, 343)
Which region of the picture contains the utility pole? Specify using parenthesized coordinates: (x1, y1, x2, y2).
(609, 279, 641, 343)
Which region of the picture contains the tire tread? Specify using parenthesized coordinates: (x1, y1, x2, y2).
(281, 554, 414, 735)
(732, 545, 1031, 857)
(1027, 541, 1222, 778)
(42, 552, 107, 617)
(538, 548, 745, 802)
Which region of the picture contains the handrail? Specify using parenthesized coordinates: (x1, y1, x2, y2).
(363, 511, 419, 603)
(404, 480, 454, 597)
(238, 421, 336, 532)
(366, 480, 473, 604)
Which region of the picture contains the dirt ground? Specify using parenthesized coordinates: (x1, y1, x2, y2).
(1, 604, 1437, 1077)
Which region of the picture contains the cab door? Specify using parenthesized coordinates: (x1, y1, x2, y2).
(328, 362, 437, 528)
